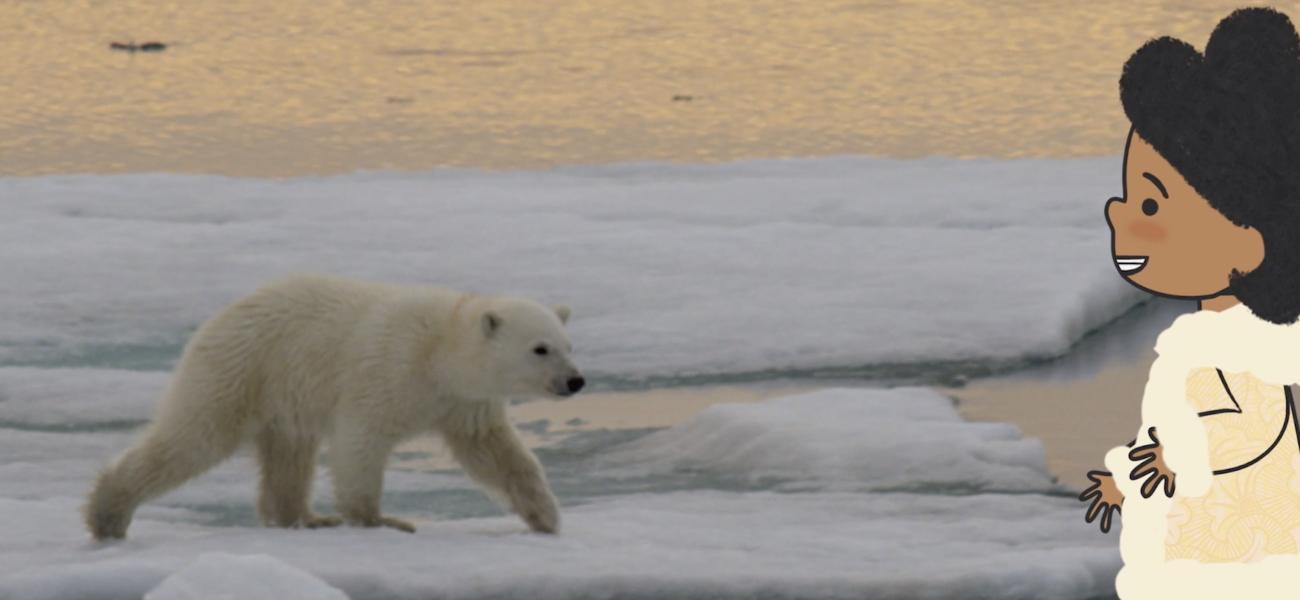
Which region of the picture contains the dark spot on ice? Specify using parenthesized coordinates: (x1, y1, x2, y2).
(109, 41, 168, 53)
(515, 419, 550, 435)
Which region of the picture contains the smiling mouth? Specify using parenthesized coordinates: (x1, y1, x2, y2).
(1115, 256, 1148, 275)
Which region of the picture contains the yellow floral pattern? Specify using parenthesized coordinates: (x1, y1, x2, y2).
(1165, 368, 1300, 562)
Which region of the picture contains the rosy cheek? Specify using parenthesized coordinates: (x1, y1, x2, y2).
(1129, 221, 1167, 242)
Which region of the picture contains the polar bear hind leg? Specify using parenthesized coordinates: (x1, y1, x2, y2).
(255, 426, 340, 529)
(84, 368, 247, 540)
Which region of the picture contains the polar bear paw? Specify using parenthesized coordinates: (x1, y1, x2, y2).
(514, 490, 560, 534)
(522, 507, 559, 534)
(302, 514, 344, 529)
(349, 515, 416, 533)
(377, 516, 416, 533)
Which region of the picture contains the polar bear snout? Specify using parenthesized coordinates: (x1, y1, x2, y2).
(566, 376, 586, 394)
(553, 374, 586, 397)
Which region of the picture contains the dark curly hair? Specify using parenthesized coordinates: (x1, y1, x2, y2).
(1120, 7, 1300, 324)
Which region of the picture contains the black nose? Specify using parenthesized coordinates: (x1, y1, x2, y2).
(566, 377, 586, 394)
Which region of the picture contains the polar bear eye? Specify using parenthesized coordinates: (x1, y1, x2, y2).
(533, 345, 549, 356)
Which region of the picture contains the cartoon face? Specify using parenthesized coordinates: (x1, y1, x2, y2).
(1104, 130, 1265, 299)
(478, 301, 584, 399)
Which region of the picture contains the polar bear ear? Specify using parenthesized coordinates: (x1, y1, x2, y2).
(482, 312, 502, 337)
(554, 305, 571, 325)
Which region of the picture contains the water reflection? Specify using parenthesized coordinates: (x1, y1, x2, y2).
(951, 298, 1196, 488)
(2, 1, 1290, 175)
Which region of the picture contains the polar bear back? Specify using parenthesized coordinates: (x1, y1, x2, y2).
(163, 275, 468, 429)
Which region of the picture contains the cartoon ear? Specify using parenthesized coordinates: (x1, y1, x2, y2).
(554, 305, 571, 324)
(482, 312, 502, 337)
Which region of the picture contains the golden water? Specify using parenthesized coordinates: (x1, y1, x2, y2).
(2, 1, 1290, 175)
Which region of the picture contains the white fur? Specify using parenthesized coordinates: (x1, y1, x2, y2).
(1108, 303, 1300, 599)
(85, 275, 580, 539)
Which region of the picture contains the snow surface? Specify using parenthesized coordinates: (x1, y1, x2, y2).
(0, 157, 1129, 598)
(0, 388, 1119, 600)
(0, 157, 1138, 384)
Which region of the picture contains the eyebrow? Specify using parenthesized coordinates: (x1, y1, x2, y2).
(1142, 172, 1169, 198)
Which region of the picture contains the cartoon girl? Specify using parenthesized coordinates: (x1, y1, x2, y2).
(1079, 7, 1300, 598)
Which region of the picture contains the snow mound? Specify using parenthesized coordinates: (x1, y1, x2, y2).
(145, 553, 348, 600)
(0, 157, 1139, 382)
(604, 387, 1057, 492)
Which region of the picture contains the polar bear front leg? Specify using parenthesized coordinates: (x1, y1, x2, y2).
(442, 421, 559, 534)
(328, 422, 415, 533)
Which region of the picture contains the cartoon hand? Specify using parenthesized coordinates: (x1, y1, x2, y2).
(1079, 470, 1124, 533)
(1128, 426, 1176, 499)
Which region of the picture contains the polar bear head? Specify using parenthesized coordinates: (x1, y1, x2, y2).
(451, 297, 584, 400)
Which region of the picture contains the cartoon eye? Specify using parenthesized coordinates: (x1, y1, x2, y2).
(1142, 198, 1159, 216)
(533, 345, 549, 356)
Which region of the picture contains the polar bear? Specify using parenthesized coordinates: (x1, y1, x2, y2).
(85, 274, 583, 540)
